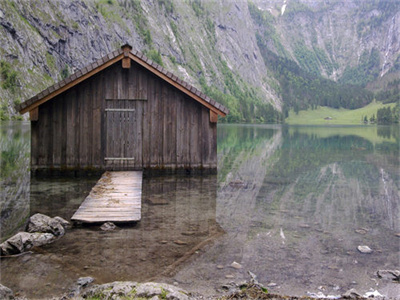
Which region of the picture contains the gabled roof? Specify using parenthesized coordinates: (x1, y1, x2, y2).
(16, 44, 229, 117)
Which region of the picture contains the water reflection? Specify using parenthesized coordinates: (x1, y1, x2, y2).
(1, 174, 219, 299)
(173, 124, 399, 298)
(1, 122, 399, 299)
(0, 121, 30, 241)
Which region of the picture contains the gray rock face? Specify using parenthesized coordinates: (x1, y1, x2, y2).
(26, 213, 67, 236)
(0, 231, 55, 256)
(0, 284, 14, 300)
(3, 0, 399, 121)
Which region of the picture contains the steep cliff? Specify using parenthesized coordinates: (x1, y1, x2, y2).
(255, 0, 400, 83)
(0, 0, 399, 121)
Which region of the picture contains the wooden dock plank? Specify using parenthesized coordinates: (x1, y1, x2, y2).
(71, 171, 142, 223)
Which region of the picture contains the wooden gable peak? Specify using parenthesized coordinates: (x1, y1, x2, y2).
(16, 44, 229, 118)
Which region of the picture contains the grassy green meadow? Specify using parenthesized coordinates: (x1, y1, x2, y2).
(285, 101, 396, 125)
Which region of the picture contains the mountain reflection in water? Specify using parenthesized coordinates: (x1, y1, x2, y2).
(175, 124, 399, 298)
(0, 122, 399, 299)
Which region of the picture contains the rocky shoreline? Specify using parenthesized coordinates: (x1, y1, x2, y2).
(1, 214, 398, 300)
(0, 213, 69, 256)
(0, 277, 391, 300)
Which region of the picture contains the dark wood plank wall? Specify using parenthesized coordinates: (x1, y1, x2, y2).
(31, 61, 217, 172)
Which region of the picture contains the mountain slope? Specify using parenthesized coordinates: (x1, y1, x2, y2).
(0, 0, 399, 122)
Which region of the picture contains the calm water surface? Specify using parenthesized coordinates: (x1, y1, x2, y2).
(1, 122, 399, 299)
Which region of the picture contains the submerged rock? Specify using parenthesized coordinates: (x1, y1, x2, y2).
(54, 216, 71, 228)
(230, 261, 242, 269)
(174, 240, 188, 245)
(26, 213, 67, 236)
(357, 245, 372, 254)
(0, 284, 14, 300)
(364, 289, 383, 298)
(377, 270, 400, 282)
(77, 277, 94, 287)
(0, 231, 55, 256)
(100, 222, 117, 231)
(64, 277, 95, 298)
(342, 288, 362, 299)
(1, 213, 69, 256)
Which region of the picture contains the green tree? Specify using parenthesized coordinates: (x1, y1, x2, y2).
(369, 114, 375, 123)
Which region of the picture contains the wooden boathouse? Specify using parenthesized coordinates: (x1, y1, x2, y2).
(16, 44, 228, 175)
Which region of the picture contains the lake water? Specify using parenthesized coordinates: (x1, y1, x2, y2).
(1, 122, 399, 299)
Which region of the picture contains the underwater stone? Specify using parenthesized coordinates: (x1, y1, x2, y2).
(357, 245, 372, 254)
(231, 261, 242, 269)
(100, 222, 117, 231)
(0, 232, 55, 255)
(377, 270, 400, 282)
(0, 284, 14, 300)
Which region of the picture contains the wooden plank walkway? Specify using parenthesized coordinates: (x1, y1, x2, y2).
(71, 171, 142, 223)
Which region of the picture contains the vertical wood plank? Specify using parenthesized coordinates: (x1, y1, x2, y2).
(104, 68, 113, 169)
(182, 95, 190, 168)
(138, 64, 150, 168)
(60, 95, 67, 167)
(142, 71, 150, 168)
(37, 105, 46, 167)
(176, 92, 185, 168)
(210, 119, 217, 168)
(169, 88, 177, 168)
(92, 73, 102, 168)
(136, 99, 143, 169)
(99, 72, 106, 169)
(157, 78, 163, 167)
(162, 84, 172, 167)
(150, 75, 158, 167)
(189, 101, 201, 167)
(116, 67, 122, 169)
(88, 79, 94, 167)
(52, 99, 61, 167)
(80, 81, 89, 167)
(201, 107, 210, 168)
(30, 110, 39, 167)
(46, 102, 53, 167)
(65, 90, 73, 167)
(133, 67, 143, 169)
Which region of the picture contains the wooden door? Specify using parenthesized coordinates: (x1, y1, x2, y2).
(105, 100, 138, 169)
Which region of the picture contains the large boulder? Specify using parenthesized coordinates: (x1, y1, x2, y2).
(0, 284, 14, 300)
(26, 213, 69, 236)
(0, 232, 55, 256)
(1, 214, 69, 256)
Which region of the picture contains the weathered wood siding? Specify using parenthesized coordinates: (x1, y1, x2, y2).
(31, 61, 217, 172)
